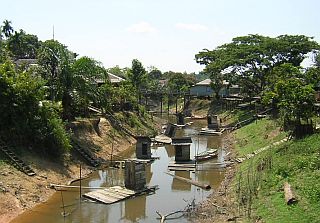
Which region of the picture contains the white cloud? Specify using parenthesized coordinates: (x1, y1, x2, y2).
(175, 23, 209, 32)
(126, 22, 158, 34)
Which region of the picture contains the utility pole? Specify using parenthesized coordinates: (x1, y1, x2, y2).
(53, 25, 55, 40)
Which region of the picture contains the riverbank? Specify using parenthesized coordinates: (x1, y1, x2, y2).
(195, 117, 287, 222)
(193, 131, 239, 222)
(194, 115, 320, 222)
(0, 113, 156, 223)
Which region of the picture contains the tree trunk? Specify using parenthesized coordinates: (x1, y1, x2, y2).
(284, 182, 297, 205)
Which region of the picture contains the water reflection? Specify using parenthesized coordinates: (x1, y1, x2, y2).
(11, 116, 227, 223)
(172, 171, 191, 191)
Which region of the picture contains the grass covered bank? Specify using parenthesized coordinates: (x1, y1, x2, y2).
(234, 117, 320, 223)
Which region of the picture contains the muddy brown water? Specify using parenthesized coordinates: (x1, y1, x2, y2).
(11, 118, 227, 223)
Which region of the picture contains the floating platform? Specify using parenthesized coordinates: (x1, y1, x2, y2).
(168, 160, 196, 171)
(83, 186, 135, 204)
(198, 128, 225, 136)
(83, 185, 158, 205)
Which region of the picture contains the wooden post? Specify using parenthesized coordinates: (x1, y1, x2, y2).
(79, 164, 82, 200)
(175, 96, 178, 114)
(167, 94, 170, 114)
(60, 190, 66, 217)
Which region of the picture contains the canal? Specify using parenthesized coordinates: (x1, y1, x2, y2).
(11, 117, 227, 223)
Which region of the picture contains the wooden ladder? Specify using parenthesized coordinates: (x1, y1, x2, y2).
(71, 140, 100, 167)
(0, 145, 36, 176)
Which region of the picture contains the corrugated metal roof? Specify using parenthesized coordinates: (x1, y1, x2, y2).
(196, 79, 211, 86)
(195, 79, 230, 86)
(108, 72, 125, 83)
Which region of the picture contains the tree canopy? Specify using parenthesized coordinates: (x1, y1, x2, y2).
(196, 34, 319, 97)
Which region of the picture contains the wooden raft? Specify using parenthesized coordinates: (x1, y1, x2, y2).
(168, 161, 196, 171)
(83, 186, 135, 204)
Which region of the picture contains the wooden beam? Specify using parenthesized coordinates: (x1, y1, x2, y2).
(165, 172, 211, 190)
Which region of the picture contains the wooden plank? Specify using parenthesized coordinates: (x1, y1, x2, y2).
(89, 191, 119, 203)
(110, 186, 135, 195)
(109, 188, 135, 196)
(86, 193, 113, 204)
(100, 189, 127, 199)
(168, 163, 196, 167)
(168, 167, 195, 171)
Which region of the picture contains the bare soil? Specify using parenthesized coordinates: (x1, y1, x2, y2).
(192, 132, 242, 223)
(0, 117, 137, 223)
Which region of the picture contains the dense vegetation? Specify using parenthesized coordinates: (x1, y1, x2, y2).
(195, 33, 320, 222)
(196, 34, 320, 135)
(0, 20, 197, 158)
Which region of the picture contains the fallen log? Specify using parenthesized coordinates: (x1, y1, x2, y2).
(165, 172, 211, 190)
(284, 182, 297, 205)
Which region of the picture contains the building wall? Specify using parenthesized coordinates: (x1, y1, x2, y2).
(190, 85, 241, 97)
(190, 85, 213, 97)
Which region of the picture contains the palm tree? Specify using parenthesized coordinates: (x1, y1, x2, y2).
(2, 20, 14, 38)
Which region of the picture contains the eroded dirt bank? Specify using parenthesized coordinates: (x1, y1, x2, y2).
(0, 117, 138, 223)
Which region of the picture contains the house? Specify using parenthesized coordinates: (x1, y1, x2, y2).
(135, 136, 152, 159)
(190, 79, 241, 98)
(95, 72, 125, 86)
(171, 137, 192, 162)
(189, 79, 213, 97)
(108, 72, 125, 84)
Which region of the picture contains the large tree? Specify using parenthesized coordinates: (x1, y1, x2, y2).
(37, 40, 75, 101)
(7, 29, 40, 59)
(71, 56, 109, 116)
(166, 71, 195, 93)
(127, 59, 147, 92)
(196, 34, 319, 97)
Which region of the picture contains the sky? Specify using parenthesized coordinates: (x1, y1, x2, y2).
(1, 0, 320, 73)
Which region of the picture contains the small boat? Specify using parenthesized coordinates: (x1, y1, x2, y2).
(198, 128, 225, 136)
(195, 149, 218, 162)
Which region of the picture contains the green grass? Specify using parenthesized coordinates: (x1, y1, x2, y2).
(234, 119, 320, 223)
(235, 118, 287, 156)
